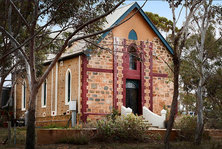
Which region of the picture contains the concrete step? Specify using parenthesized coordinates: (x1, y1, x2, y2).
(150, 126, 159, 128)
(142, 120, 159, 128)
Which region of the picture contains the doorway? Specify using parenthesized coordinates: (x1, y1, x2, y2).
(126, 80, 141, 115)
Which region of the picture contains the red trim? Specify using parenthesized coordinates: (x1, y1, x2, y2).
(122, 39, 126, 107)
(84, 112, 111, 116)
(140, 41, 145, 107)
(125, 71, 140, 79)
(149, 43, 153, 112)
(113, 42, 118, 109)
(153, 73, 168, 78)
(86, 67, 113, 73)
(81, 55, 88, 122)
(125, 43, 141, 79)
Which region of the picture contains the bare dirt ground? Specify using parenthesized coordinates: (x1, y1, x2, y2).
(1, 142, 164, 149)
(1, 127, 222, 149)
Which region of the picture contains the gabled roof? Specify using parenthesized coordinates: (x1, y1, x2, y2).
(102, 2, 173, 55)
(46, 2, 173, 63)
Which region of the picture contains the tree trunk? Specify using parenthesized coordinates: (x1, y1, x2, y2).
(164, 56, 180, 149)
(0, 76, 6, 108)
(25, 86, 38, 149)
(194, 83, 204, 145)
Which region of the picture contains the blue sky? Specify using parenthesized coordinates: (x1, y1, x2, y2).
(3, 1, 222, 87)
(125, 0, 222, 28)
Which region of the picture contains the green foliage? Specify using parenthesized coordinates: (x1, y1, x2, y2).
(111, 108, 119, 121)
(204, 68, 222, 129)
(179, 92, 196, 114)
(145, 11, 178, 33)
(43, 123, 68, 129)
(174, 115, 197, 141)
(93, 114, 150, 142)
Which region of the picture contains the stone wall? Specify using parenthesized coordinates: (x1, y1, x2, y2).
(83, 32, 114, 121)
(87, 72, 113, 114)
(15, 32, 173, 125)
(152, 37, 174, 114)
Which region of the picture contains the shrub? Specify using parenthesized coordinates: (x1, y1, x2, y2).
(110, 108, 119, 121)
(93, 114, 150, 142)
(174, 115, 197, 141)
(43, 123, 67, 129)
(205, 111, 222, 129)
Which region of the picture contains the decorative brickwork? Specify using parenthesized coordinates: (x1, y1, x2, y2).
(114, 37, 124, 111)
(144, 41, 152, 110)
(15, 34, 173, 125)
(113, 37, 153, 114)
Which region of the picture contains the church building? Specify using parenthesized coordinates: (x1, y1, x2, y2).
(14, 2, 174, 126)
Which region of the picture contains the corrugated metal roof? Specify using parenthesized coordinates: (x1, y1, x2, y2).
(45, 1, 173, 63)
(45, 3, 134, 63)
(44, 40, 85, 63)
(103, 2, 135, 29)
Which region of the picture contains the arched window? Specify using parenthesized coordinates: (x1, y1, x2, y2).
(126, 81, 138, 89)
(128, 29, 138, 40)
(42, 80, 47, 107)
(22, 81, 26, 111)
(128, 43, 138, 70)
(65, 69, 71, 105)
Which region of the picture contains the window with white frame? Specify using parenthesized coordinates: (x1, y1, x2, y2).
(42, 79, 47, 107)
(22, 81, 26, 111)
(65, 69, 71, 105)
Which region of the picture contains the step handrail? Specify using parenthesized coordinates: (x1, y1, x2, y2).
(143, 106, 166, 128)
(121, 106, 132, 116)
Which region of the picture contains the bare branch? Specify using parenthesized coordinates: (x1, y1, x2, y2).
(176, 5, 184, 25)
(69, 0, 147, 45)
(0, 26, 29, 62)
(68, 0, 126, 44)
(38, 0, 147, 87)
(155, 54, 174, 73)
(9, 0, 31, 31)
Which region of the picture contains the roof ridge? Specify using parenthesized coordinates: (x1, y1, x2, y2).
(116, 2, 135, 10)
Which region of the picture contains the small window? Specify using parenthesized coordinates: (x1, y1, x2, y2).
(128, 29, 138, 40)
(129, 54, 137, 70)
(68, 72, 71, 102)
(128, 44, 138, 70)
(22, 81, 26, 111)
(42, 80, 47, 107)
(65, 69, 71, 105)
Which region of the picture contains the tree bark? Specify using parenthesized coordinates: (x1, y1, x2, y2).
(25, 86, 38, 149)
(0, 76, 6, 108)
(164, 55, 180, 149)
(194, 85, 204, 145)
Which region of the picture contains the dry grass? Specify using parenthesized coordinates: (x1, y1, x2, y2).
(0, 127, 27, 148)
(1, 127, 222, 149)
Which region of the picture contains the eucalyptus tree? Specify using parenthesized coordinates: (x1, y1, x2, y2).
(0, 0, 127, 148)
(180, 0, 222, 144)
(164, 1, 202, 148)
(204, 67, 222, 129)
